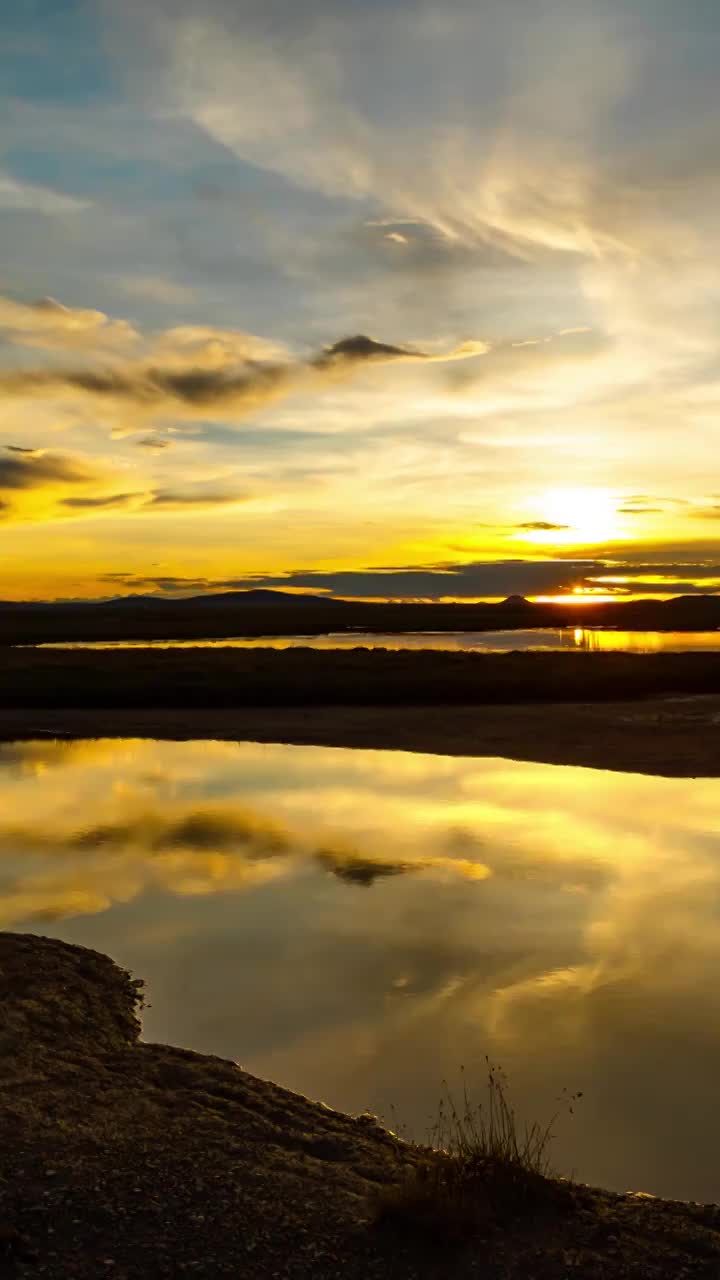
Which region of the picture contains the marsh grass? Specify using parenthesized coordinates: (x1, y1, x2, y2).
(374, 1061, 581, 1243)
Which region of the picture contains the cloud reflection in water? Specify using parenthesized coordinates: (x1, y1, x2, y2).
(3, 736, 720, 1203)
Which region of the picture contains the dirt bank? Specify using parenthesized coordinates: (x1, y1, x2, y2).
(1, 696, 720, 776)
(2, 933, 720, 1278)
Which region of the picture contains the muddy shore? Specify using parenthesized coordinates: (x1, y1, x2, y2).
(1, 695, 720, 776)
(3, 932, 720, 1279)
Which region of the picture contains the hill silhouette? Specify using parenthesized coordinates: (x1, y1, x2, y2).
(0, 589, 718, 645)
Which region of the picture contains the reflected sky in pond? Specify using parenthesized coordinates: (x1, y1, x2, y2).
(33, 628, 720, 653)
(4, 738, 720, 1203)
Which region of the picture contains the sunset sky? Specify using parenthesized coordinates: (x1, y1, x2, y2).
(3, 0, 720, 601)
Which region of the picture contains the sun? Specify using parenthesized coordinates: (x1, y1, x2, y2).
(519, 487, 619, 545)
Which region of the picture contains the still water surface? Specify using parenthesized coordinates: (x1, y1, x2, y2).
(5, 737, 720, 1202)
(35, 628, 720, 652)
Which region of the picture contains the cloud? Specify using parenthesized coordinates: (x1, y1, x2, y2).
(0, 295, 138, 352)
(0, 449, 98, 491)
(0, 447, 129, 524)
(516, 521, 571, 531)
(149, 325, 287, 367)
(61, 493, 142, 511)
(0, 306, 489, 427)
(148, 488, 244, 508)
(100, 558, 720, 601)
(225, 560, 604, 600)
(136, 436, 172, 450)
(0, 445, 246, 525)
(0, 171, 90, 215)
(690, 506, 720, 520)
(106, 274, 195, 304)
(317, 334, 426, 364)
(114, 0, 680, 267)
(56, 486, 246, 518)
(316, 847, 415, 886)
(317, 847, 490, 887)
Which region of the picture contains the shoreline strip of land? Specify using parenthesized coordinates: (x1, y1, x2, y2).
(1, 695, 720, 776)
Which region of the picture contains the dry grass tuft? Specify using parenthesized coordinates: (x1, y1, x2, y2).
(373, 1061, 581, 1244)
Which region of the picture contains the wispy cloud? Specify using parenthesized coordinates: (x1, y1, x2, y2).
(0, 171, 90, 215)
(106, 274, 195, 305)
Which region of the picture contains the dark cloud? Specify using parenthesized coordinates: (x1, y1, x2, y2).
(98, 558, 720, 601)
(616, 507, 664, 515)
(148, 489, 243, 507)
(100, 573, 213, 591)
(315, 334, 424, 364)
(62, 493, 140, 510)
(226, 561, 600, 599)
(515, 521, 571, 531)
(6, 445, 41, 455)
(0, 361, 294, 410)
(64, 489, 246, 513)
(316, 848, 414, 887)
(136, 436, 172, 450)
(0, 449, 95, 490)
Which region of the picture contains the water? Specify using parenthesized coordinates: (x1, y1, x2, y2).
(31, 627, 720, 653)
(4, 736, 720, 1203)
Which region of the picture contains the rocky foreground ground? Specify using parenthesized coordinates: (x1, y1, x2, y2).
(2, 932, 720, 1279)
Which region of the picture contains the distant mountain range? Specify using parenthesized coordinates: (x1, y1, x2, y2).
(1, 588, 719, 613)
(0, 588, 718, 645)
(0, 588, 345, 610)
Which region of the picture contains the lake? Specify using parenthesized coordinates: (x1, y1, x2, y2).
(33, 627, 720, 653)
(4, 736, 720, 1203)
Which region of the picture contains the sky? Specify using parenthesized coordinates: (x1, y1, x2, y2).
(2, 0, 720, 602)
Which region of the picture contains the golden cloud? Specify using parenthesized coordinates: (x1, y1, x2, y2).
(0, 295, 138, 352)
(0, 292, 490, 432)
(0, 446, 248, 525)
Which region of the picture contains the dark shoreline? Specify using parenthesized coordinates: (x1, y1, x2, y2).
(2, 695, 720, 776)
(3, 931, 720, 1279)
(2, 646, 720, 710)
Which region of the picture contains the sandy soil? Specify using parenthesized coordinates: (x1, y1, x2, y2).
(1, 696, 719, 776)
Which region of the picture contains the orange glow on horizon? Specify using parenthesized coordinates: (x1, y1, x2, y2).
(533, 593, 624, 605)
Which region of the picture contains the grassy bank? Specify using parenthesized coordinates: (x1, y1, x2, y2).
(2, 932, 720, 1279)
(1, 646, 720, 708)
